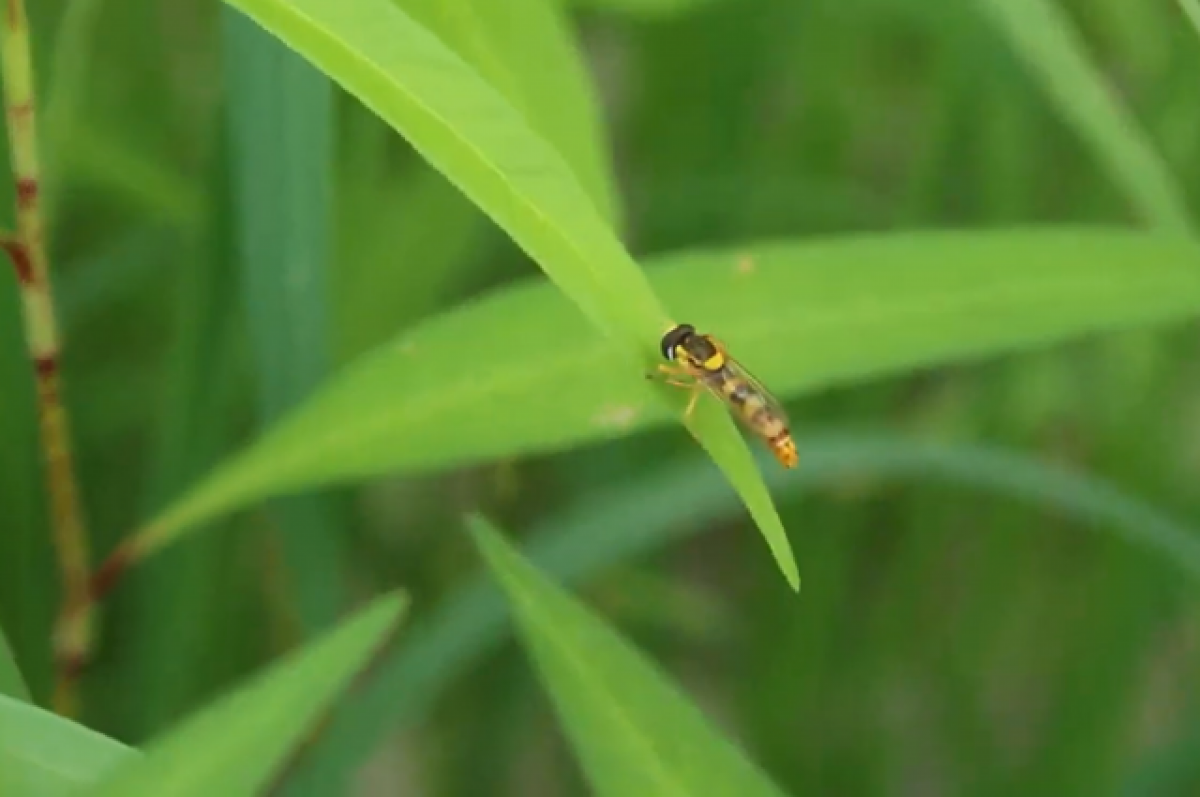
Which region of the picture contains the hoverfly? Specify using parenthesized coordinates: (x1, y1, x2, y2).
(650, 323, 798, 469)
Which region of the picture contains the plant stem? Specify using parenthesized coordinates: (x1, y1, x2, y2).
(0, 0, 91, 717)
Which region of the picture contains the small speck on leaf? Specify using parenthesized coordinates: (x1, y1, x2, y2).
(593, 404, 640, 431)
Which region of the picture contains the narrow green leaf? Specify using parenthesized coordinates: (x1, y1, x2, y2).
(217, 0, 660, 356)
(976, 0, 1192, 231)
(124, 229, 1200, 568)
(80, 592, 406, 797)
(0, 695, 136, 796)
(469, 516, 789, 797)
(179, 0, 796, 588)
(296, 432, 1200, 791)
(0, 626, 29, 702)
(223, 6, 344, 631)
(1174, 0, 1200, 40)
(393, 0, 618, 222)
(566, 0, 723, 18)
(0, 275, 52, 703)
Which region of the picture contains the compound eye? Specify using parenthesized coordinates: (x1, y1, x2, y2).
(659, 323, 695, 361)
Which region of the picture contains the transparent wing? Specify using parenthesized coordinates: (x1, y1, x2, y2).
(721, 354, 791, 425)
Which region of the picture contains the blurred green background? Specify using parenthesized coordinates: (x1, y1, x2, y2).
(5, 0, 1200, 794)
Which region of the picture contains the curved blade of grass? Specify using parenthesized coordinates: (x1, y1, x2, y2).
(566, 0, 723, 18)
(223, 6, 344, 632)
(79, 592, 406, 797)
(217, 0, 662, 371)
(470, 516, 789, 797)
(123, 228, 1200, 564)
(976, 0, 1192, 231)
(216, 0, 792, 587)
(0, 626, 29, 701)
(294, 431, 1200, 791)
(1177, 0, 1200, 38)
(0, 695, 136, 796)
(393, 0, 618, 222)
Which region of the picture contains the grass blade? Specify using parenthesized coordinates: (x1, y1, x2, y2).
(1176, 0, 1200, 39)
(393, 0, 618, 222)
(469, 515, 790, 797)
(0, 277, 51, 703)
(79, 592, 407, 797)
(976, 0, 1193, 231)
(295, 431, 1200, 790)
(566, 0, 723, 18)
(222, 6, 344, 632)
(109, 229, 1200, 554)
(128, 0, 799, 589)
(0, 625, 29, 702)
(0, 694, 136, 796)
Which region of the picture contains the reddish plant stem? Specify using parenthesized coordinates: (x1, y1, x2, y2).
(1, 0, 92, 716)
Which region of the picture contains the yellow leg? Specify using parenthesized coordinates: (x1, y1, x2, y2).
(647, 363, 704, 420)
(682, 385, 702, 420)
(647, 362, 695, 389)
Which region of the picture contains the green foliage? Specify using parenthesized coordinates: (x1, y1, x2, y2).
(5, 0, 1200, 794)
(80, 593, 406, 797)
(977, 0, 1192, 230)
(222, 4, 345, 633)
(469, 515, 789, 796)
(206, 0, 800, 589)
(0, 626, 30, 701)
(115, 228, 1200, 581)
(0, 592, 403, 796)
(0, 695, 136, 796)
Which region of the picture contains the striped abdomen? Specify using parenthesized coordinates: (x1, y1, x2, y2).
(701, 367, 798, 468)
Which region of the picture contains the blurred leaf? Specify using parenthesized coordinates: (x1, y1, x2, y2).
(1175, 0, 1200, 39)
(223, 7, 344, 632)
(566, 0, 723, 19)
(297, 431, 1200, 790)
(334, 157, 484, 361)
(976, 0, 1193, 231)
(393, 0, 619, 223)
(101, 136, 251, 740)
(1122, 720, 1200, 796)
(56, 227, 176, 332)
(127, 229, 1200, 557)
(0, 272, 51, 702)
(469, 515, 790, 797)
(0, 626, 29, 701)
(179, 0, 796, 589)
(80, 592, 407, 797)
(0, 694, 136, 796)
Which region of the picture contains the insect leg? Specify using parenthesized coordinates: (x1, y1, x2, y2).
(682, 385, 703, 420)
(646, 362, 696, 390)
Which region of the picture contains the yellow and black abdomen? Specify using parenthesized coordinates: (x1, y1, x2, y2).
(702, 366, 797, 467)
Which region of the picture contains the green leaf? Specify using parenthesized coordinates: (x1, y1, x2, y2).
(217, 0, 659, 356)
(469, 516, 790, 797)
(976, 0, 1192, 231)
(223, 6, 345, 632)
(296, 432, 1200, 791)
(566, 0, 723, 19)
(392, 0, 618, 222)
(125, 228, 1200, 559)
(333, 155, 485, 361)
(80, 592, 406, 797)
(0, 625, 30, 702)
(1177, 0, 1200, 40)
(0, 695, 136, 796)
(168, 0, 797, 588)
